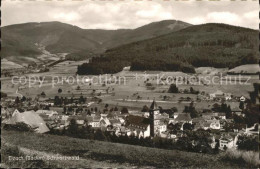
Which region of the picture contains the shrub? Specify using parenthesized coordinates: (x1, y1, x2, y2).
(4, 122, 32, 132)
(224, 148, 260, 167)
(168, 84, 179, 93)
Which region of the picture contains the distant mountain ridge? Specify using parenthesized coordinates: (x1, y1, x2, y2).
(1, 20, 191, 65)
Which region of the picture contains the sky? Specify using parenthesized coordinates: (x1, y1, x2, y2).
(2, 0, 259, 30)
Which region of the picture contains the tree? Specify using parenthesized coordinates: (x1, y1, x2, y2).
(40, 91, 46, 97)
(190, 109, 199, 119)
(15, 96, 20, 104)
(190, 87, 194, 94)
(63, 107, 67, 114)
(21, 96, 27, 102)
(183, 123, 193, 130)
(67, 119, 79, 137)
(141, 105, 149, 112)
(214, 141, 219, 153)
(171, 107, 178, 112)
(54, 96, 61, 106)
(225, 105, 232, 119)
(237, 135, 259, 151)
(239, 101, 244, 110)
(1, 92, 7, 98)
(58, 88, 62, 93)
(121, 107, 129, 114)
(94, 129, 106, 141)
(249, 83, 259, 104)
(168, 84, 179, 93)
(114, 106, 118, 111)
(79, 96, 86, 103)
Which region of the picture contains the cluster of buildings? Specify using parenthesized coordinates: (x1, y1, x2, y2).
(1, 97, 258, 151)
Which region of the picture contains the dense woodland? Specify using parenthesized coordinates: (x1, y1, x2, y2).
(77, 23, 258, 75)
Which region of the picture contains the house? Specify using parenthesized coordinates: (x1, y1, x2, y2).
(173, 112, 180, 119)
(154, 114, 168, 136)
(192, 117, 207, 130)
(209, 90, 224, 100)
(205, 119, 221, 130)
(109, 119, 121, 128)
(67, 115, 86, 126)
(115, 126, 129, 136)
(245, 123, 259, 135)
(240, 96, 246, 102)
(88, 116, 101, 128)
(219, 119, 226, 130)
(13, 108, 24, 114)
(231, 107, 243, 116)
(224, 93, 232, 101)
(36, 110, 58, 117)
(217, 112, 226, 120)
(219, 134, 238, 150)
(2, 110, 49, 133)
(202, 113, 216, 120)
(191, 134, 216, 149)
(125, 115, 150, 138)
(100, 117, 111, 128)
(158, 121, 167, 134)
(1, 107, 14, 119)
(174, 113, 192, 124)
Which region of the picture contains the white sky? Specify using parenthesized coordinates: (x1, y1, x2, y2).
(2, 0, 259, 30)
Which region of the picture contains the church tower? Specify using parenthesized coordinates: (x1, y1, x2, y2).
(149, 99, 158, 137)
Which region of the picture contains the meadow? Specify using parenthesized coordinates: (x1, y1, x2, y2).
(1, 130, 255, 168)
(1, 61, 258, 112)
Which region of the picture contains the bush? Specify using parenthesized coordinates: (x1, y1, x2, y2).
(168, 84, 179, 93)
(237, 134, 259, 151)
(4, 122, 32, 132)
(224, 148, 260, 167)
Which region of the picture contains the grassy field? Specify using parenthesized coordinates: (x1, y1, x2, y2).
(1, 61, 259, 112)
(1, 130, 252, 168)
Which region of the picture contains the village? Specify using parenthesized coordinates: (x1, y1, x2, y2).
(1, 81, 258, 153)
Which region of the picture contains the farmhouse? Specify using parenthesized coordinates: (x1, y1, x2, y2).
(3, 110, 49, 133)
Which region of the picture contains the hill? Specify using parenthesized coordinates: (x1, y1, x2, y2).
(102, 20, 191, 48)
(2, 130, 246, 168)
(1, 20, 190, 65)
(77, 23, 258, 75)
(227, 64, 259, 75)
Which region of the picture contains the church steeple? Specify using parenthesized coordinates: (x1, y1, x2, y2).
(150, 99, 158, 111)
(149, 99, 157, 137)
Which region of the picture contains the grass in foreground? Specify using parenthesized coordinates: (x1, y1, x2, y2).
(1, 130, 256, 168)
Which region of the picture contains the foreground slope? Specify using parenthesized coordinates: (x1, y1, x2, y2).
(2, 130, 245, 168)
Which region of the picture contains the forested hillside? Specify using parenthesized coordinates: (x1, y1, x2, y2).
(77, 23, 258, 75)
(2, 20, 190, 65)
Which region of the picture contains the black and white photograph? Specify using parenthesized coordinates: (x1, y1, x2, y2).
(1, 0, 259, 168)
